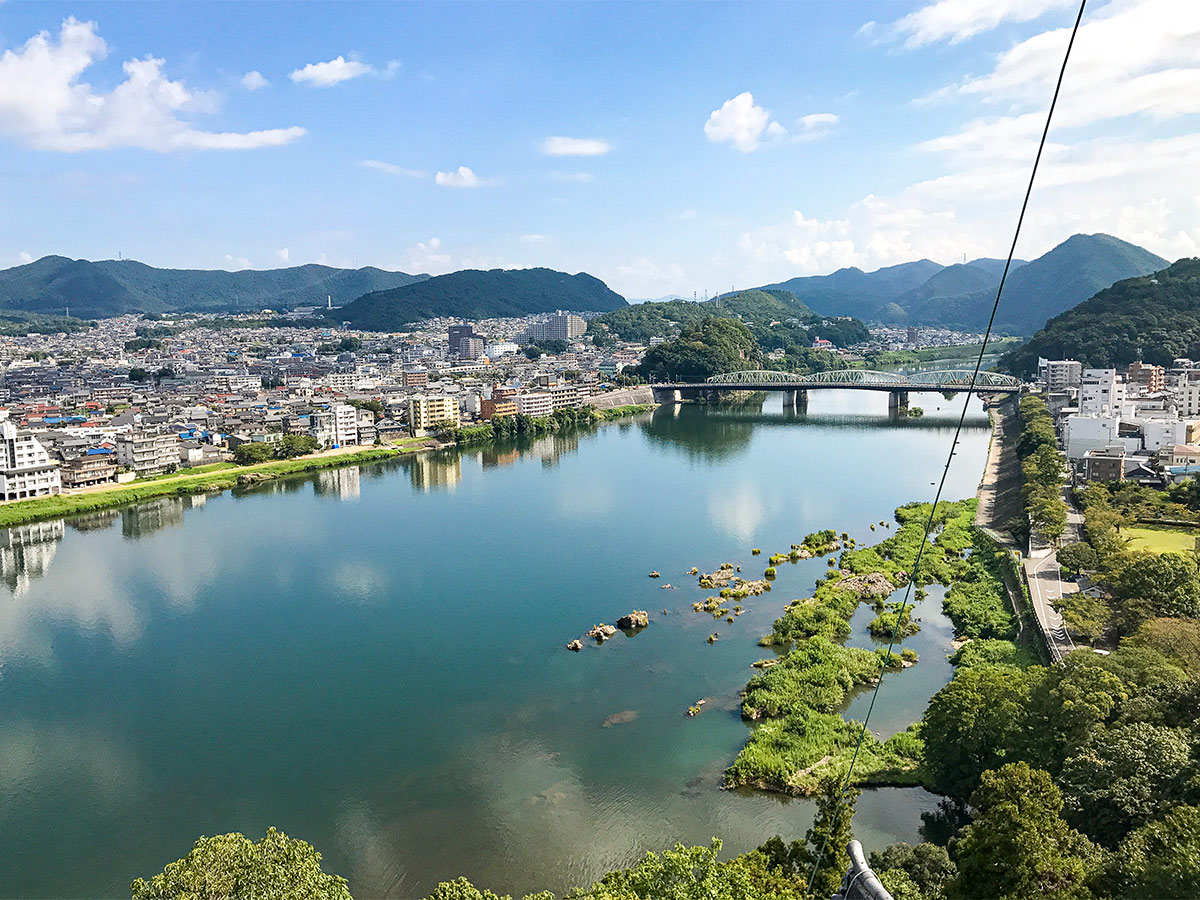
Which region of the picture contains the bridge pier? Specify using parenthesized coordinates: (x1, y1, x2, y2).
(888, 390, 910, 415)
(782, 389, 808, 413)
(652, 387, 683, 404)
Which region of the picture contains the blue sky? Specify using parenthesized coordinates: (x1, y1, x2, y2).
(1, 0, 1197, 297)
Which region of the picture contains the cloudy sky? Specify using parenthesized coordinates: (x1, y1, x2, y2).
(0, 0, 1196, 297)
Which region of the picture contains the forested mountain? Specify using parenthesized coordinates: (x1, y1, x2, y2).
(0, 256, 427, 318)
(335, 267, 627, 331)
(755, 234, 1165, 333)
(761, 260, 943, 319)
(1000, 258, 1200, 375)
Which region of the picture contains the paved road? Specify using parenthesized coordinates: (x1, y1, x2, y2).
(1025, 551, 1079, 663)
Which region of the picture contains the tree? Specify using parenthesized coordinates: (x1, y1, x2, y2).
(802, 777, 861, 900)
(233, 442, 275, 465)
(130, 828, 351, 900)
(1022, 444, 1063, 492)
(129, 366, 149, 383)
(1126, 617, 1200, 670)
(1058, 722, 1192, 847)
(1022, 659, 1128, 775)
(1029, 493, 1068, 543)
(1116, 552, 1200, 623)
(921, 666, 1041, 798)
(869, 842, 956, 899)
(1053, 592, 1110, 643)
(947, 763, 1099, 900)
(1115, 805, 1200, 899)
(633, 317, 763, 382)
(1056, 543, 1098, 574)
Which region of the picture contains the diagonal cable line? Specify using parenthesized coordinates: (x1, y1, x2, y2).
(806, 0, 1089, 891)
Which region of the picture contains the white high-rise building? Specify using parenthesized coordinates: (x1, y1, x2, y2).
(0, 419, 62, 501)
(1044, 359, 1083, 390)
(1079, 368, 1126, 416)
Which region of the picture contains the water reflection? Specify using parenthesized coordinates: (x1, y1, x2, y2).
(67, 509, 120, 533)
(0, 520, 64, 596)
(640, 404, 758, 461)
(410, 452, 462, 492)
(120, 495, 205, 539)
(316, 466, 362, 501)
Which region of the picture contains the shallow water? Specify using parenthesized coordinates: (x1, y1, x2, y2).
(0, 391, 988, 898)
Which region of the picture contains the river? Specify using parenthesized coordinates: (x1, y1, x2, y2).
(0, 389, 990, 898)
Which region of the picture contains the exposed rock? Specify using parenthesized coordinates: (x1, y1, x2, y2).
(587, 623, 617, 641)
(237, 472, 275, 486)
(616, 610, 649, 629)
(836, 571, 897, 598)
(649, 571, 660, 578)
(566, 639, 583, 652)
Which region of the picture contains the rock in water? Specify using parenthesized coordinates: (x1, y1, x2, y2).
(616, 610, 649, 629)
(587, 623, 617, 641)
(566, 639, 583, 652)
(602, 710, 638, 727)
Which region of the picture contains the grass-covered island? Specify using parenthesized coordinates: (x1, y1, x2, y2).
(724, 498, 1023, 795)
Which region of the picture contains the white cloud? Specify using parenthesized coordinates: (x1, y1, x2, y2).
(547, 171, 595, 183)
(435, 166, 485, 188)
(18, 251, 32, 264)
(541, 136, 611, 156)
(275, 248, 290, 263)
(520, 234, 551, 244)
(224, 254, 252, 269)
(704, 91, 784, 152)
(795, 112, 839, 142)
(289, 55, 372, 87)
(359, 159, 426, 178)
(384, 60, 402, 77)
(867, 0, 1077, 48)
(0, 19, 306, 152)
(241, 70, 268, 90)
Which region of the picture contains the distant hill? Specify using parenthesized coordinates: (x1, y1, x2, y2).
(336, 267, 627, 331)
(589, 289, 815, 343)
(0, 256, 428, 318)
(755, 234, 1165, 334)
(999, 258, 1200, 375)
(761, 260, 943, 320)
(589, 289, 869, 349)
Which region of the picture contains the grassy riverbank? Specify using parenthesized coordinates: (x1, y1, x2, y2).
(0, 446, 406, 529)
(724, 498, 1026, 796)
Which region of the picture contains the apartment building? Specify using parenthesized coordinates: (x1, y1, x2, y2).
(115, 431, 180, 477)
(309, 402, 359, 448)
(515, 392, 554, 418)
(59, 450, 117, 488)
(408, 394, 461, 436)
(517, 311, 586, 344)
(1079, 368, 1126, 416)
(1043, 359, 1083, 390)
(0, 419, 62, 501)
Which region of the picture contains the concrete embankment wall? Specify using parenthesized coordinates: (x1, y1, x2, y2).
(587, 387, 656, 408)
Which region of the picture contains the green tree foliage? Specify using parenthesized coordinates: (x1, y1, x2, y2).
(632, 317, 762, 381)
(1114, 805, 1200, 899)
(803, 778, 861, 900)
(1126, 617, 1200, 671)
(921, 666, 1041, 798)
(1000, 256, 1200, 375)
(130, 828, 351, 900)
(1056, 543, 1098, 574)
(1116, 552, 1200, 623)
(1053, 592, 1111, 643)
(1058, 722, 1193, 847)
(232, 435, 319, 465)
(869, 842, 956, 900)
(947, 763, 1099, 900)
(129, 366, 149, 383)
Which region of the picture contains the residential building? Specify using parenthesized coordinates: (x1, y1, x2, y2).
(1044, 359, 1083, 390)
(480, 396, 517, 420)
(408, 394, 460, 436)
(515, 392, 554, 418)
(59, 450, 117, 488)
(115, 430, 179, 477)
(448, 324, 478, 356)
(517, 311, 586, 344)
(309, 402, 358, 448)
(1128, 361, 1166, 394)
(484, 341, 519, 358)
(547, 383, 584, 410)
(402, 367, 429, 389)
(356, 409, 377, 445)
(1083, 444, 1126, 483)
(1079, 368, 1126, 416)
(0, 419, 62, 501)
(459, 337, 485, 360)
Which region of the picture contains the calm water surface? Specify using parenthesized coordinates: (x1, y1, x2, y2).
(0, 391, 989, 898)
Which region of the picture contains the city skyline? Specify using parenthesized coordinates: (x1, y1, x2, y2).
(1, 0, 1197, 297)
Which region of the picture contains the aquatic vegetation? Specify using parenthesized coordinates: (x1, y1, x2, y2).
(764, 567, 777, 577)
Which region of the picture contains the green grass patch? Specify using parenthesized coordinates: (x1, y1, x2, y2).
(1125, 525, 1199, 554)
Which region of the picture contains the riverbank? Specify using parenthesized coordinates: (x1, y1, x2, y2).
(723, 498, 1024, 796)
(0, 404, 657, 530)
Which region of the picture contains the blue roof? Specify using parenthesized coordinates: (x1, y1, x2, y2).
(1168, 465, 1200, 476)
(86, 448, 113, 456)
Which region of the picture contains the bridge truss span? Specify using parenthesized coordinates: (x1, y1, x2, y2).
(699, 368, 1020, 391)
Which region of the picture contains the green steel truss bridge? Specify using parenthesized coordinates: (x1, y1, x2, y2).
(652, 369, 1021, 412)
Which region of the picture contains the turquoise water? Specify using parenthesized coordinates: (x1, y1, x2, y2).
(0, 391, 989, 898)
